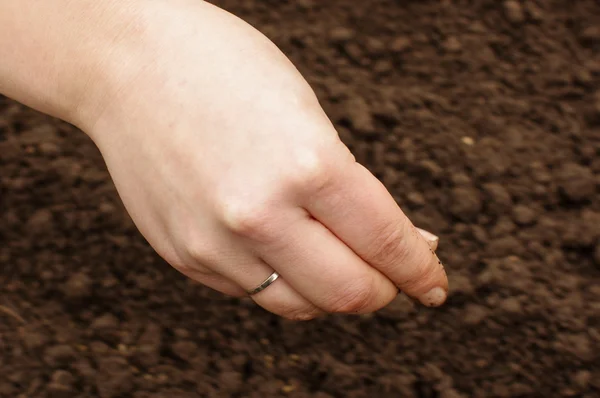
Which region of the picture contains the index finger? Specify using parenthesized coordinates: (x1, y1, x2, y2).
(304, 160, 449, 307)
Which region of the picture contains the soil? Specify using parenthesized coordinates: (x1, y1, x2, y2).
(1, 0, 600, 397)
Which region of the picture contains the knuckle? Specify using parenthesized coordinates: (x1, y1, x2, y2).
(160, 240, 208, 275)
(220, 199, 274, 241)
(280, 305, 321, 321)
(173, 258, 215, 281)
(367, 223, 411, 269)
(398, 254, 438, 291)
(181, 229, 214, 263)
(183, 265, 217, 280)
(156, 244, 188, 269)
(175, 251, 214, 278)
(287, 148, 333, 191)
(184, 240, 212, 262)
(325, 279, 378, 314)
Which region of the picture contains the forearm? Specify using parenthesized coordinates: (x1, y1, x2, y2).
(0, 0, 140, 126)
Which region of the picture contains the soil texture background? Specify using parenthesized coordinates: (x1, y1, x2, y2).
(1, 1, 600, 397)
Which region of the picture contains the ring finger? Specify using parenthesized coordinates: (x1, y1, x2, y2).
(246, 209, 399, 314)
(190, 246, 324, 320)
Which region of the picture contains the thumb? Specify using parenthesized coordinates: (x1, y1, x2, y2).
(305, 161, 449, 307)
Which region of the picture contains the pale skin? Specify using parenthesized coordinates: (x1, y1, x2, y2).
(0, 0, 448, 320)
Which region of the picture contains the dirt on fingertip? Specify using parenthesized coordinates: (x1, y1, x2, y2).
(1, 1, 599, 397)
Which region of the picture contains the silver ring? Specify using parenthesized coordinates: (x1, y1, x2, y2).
(247, 272, 279, 296)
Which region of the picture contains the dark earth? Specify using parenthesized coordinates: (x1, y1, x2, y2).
(1, 1, 600, 397)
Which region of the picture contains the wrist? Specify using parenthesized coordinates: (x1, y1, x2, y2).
(0, 0, 145, 129)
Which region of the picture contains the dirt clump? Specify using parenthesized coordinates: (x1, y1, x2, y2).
(1, 0, 599, 397)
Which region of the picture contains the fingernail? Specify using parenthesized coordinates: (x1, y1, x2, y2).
(418, 287, 447, 307)
(416, 228, 439, 251)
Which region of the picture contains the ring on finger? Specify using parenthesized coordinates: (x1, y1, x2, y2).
(247, 271, 280, 296)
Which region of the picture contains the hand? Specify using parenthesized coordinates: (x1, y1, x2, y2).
(80, 0, 449, 319)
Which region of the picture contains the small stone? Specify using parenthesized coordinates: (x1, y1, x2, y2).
(416, 160, 443, 180)
(463, 304, 489, 325)
(296, 0, 314, 9)
(218, 371, 243, 393)
(449, 186, 482, 221)
(472, 138, 511, 177)
(99, 201, 116, 214)
(580, 209, 600, 244)
(503, 0, 525, 24)
(343, 42, 365, 64)
(461, 136, 474, 145)
(365, 37, 385, 57)
(344, 97, 375, 134)
(330, 27, 354, 43)
(39, 142, 60, 156)
(282, 384, 296, 394)
(0, 140, 21, 161)
(557, 163, 596, 202)
(471, 225, 488, 243)
(72, 358, 96, 381)
(137, 323, 163, 367)
(512, 204, 537, 225)
(572, 370, 591, 389)
(44, 345, 77, 367)
(468, 21, 487, 33)
(485, 236, 523, 257)
(585, 96, 600, 126)
(499, 297, 522, 313)
(580, 26, 600, 44)
(417, 363, 446, 382)
(47, 383, 74, 398)
(173, 328, 191, 339)
(591, 371, 600, 389)
(406, 192, 426, 207)
(574, 67, 593, 86)
(89, 341, 110, 354)
(483, 183, 513, 213)
(440, 388, 467, 398)
(555, 333, 593, 361)
(373, 59, 393, 74)
(510, 383, 534, 396)
(313, 393, 334, 398)
(90, 313, 119, 332)
(51, 369, 74, 384)
(525, 2, 544, 21)
(171, 341, 199, 362)
(442, 36, 462, 52)
(80, 169, 107, 183)
(0, 384, 15, 398)
(22, 329, 49, 350)
(451, 173, 472, 186)
(49, 370, 76, 393)
(96, 357, 133, 398)
(19, 124, 58, 144)
(63, 272, 93, 299)
(27, 208, 53, 230)
(379, 373, 416, 395)
(390, 36, 412, 53)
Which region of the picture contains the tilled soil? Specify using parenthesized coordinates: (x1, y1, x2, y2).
(1, 1, 599, 397)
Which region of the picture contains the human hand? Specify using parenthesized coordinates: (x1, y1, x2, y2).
(75, 1, 449, 318)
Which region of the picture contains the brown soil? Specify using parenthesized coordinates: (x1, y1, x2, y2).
(1, 1, 600, 397)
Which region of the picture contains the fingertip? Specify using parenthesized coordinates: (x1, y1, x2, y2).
(403, 251, 449, 307)
(418, 286, 448, 307)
